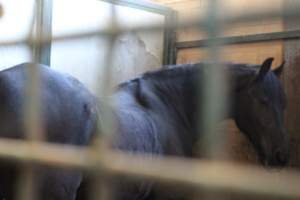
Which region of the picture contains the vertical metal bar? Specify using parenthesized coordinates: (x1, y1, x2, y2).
(0, 3, 3, 18)
(198, 0, 227, 199)
(200, 0, 227, 159)
(163, 10, 178, 65)
(33, 0, 52, 66)
(17, 165, 36, 200)
(24, 0, 45, 142)
(17, 0, 46, 199)
(90, 2, 120, 200)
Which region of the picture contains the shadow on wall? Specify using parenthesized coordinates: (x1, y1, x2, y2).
(284, 48, 300, 169)
(218, 120, 258, 164)
(112, 32, 161, 85)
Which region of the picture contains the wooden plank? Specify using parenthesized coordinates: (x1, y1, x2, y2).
(177, 41, 283, 66)
(283, 0, 300, 168)
(176, 30, 300, 49)
(153, 0, 284, 42)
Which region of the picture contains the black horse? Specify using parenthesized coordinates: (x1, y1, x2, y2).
(112, 57, 288, 165)
(0, 63, 98, 200)
(96, 57, 289, 200)
(0, 58, 289, 200)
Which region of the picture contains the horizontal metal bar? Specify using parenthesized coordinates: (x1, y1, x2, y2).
(176, 30, 300, 49)
(0, 138, 92, 169)
(0, 138, 299, 198)
(104, 152, 300, 198)
(99, 0, 173, 15)
(1, 5, 300, 48)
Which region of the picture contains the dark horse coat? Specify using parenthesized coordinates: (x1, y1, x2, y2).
(102, 58, 289, 200)
(0, 58, 289, 200)
(0, 63, 98, 200)
(112, 58, 288, 165)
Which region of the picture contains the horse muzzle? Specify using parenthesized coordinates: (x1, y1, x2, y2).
(264, 148, 290, 168)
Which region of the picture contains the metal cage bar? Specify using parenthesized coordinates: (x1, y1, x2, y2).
(0, 0, 299, 199)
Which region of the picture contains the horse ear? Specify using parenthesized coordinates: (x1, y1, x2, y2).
(256, 57, 273, 81)
(273, 61, 285, 77)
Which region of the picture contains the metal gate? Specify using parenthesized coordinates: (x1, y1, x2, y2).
(0, 0, 300, 199)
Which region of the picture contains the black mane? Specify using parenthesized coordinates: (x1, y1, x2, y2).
(117, 62, 262, 108)
(119, 62, 261, 89)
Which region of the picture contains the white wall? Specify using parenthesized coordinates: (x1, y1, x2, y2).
(51, 0, 165, 95)
(0, 0, 34, 69)
(0, 0, 165, 95)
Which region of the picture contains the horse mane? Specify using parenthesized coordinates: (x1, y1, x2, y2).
(117, 62, 285, 111)
(118, 62, 260, 92)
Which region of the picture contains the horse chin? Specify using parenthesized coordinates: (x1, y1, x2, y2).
(259, 157, 270, 168)
(257, 152, 273, 168)
(260, 157, 287, 169)
(259, 159, 275, 169)
(256, 146, 287, 169)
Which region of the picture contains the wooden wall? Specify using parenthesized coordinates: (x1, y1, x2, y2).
(283, 0, 300, 168)
(153, 0, 284, 65)
(151, 0, 292, 165)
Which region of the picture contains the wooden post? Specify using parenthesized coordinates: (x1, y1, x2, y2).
(283, 0, 300, 168)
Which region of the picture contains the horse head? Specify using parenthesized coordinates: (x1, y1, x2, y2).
(233, 58, 289, 167)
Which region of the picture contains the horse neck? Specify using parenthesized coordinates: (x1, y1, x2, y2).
(141, 72, 196, 129)
(224, 65, 259, 121)
(143, 64, 255, 126)
(171, 66, 246, 123)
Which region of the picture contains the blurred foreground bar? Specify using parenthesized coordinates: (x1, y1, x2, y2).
(0, 138, 298, 198)
(0, 3, 3, 18)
